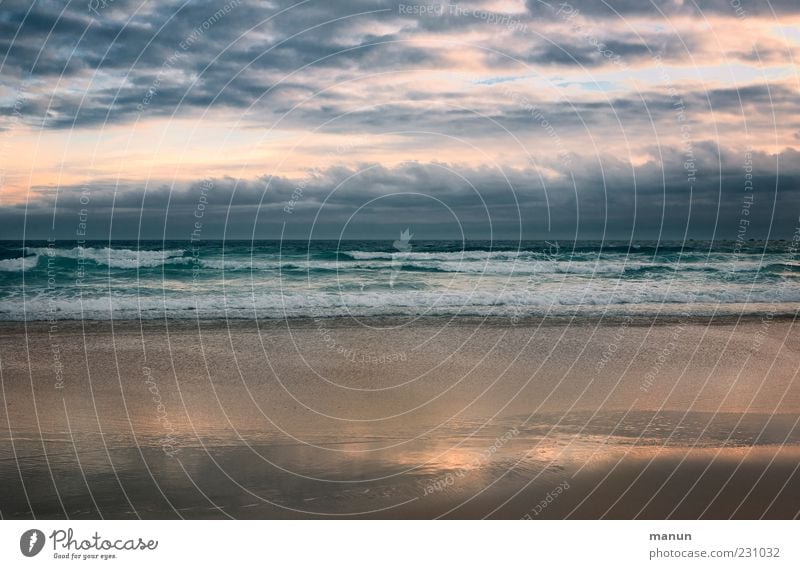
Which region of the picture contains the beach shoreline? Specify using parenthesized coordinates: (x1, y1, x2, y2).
(1, 316, 798, 519)
(0, 310, 797, 332)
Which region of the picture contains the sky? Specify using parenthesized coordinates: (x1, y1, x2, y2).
(0, 0, 798, 240)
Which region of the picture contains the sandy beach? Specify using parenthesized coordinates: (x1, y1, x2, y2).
(1, 316, 799, 519)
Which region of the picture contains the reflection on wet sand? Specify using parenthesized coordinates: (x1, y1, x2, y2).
(2, 411, 800, 519)
(1, 318, 799, 519)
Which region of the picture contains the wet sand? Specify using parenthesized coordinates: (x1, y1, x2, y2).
(1, 316, 799, 519)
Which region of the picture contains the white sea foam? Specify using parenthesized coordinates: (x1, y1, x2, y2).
(344, 250, 541, 261)
(0, 255, 39, 272)
(25, 247, 187, 269)
(3, 286, 798, 321)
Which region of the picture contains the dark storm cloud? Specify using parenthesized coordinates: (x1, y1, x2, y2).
(250, 80, 797, 142)
(1, 0, 791, 131)
(7, 146, 798, 240)
(696, 84, 800, 116)
(0, 0, 718, 132)
(0, 0, 441, 79)
(0, 0, 446, 128)
(516, 32, 698, 67)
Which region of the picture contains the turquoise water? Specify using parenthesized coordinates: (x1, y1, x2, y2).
(0, 240, 798, 320)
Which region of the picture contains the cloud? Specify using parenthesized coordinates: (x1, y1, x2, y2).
(0, 0, 443, 128)
(525, 0, 800, 18)
(7, 145, 798, 240)
(0, 1, 796, 241)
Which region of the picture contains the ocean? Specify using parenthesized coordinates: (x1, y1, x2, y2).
(1, 240, 798, 320)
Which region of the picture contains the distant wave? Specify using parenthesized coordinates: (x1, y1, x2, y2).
(24, 247, 187, 269)
(343, 250, 539, 261)
(0, 255, 39, 272)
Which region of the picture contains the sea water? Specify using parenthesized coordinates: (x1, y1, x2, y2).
(0, 239, 797, 320)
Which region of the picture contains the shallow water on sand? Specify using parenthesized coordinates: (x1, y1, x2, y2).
(1, 318, 799, 518)
(2, 410, 799, 519)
